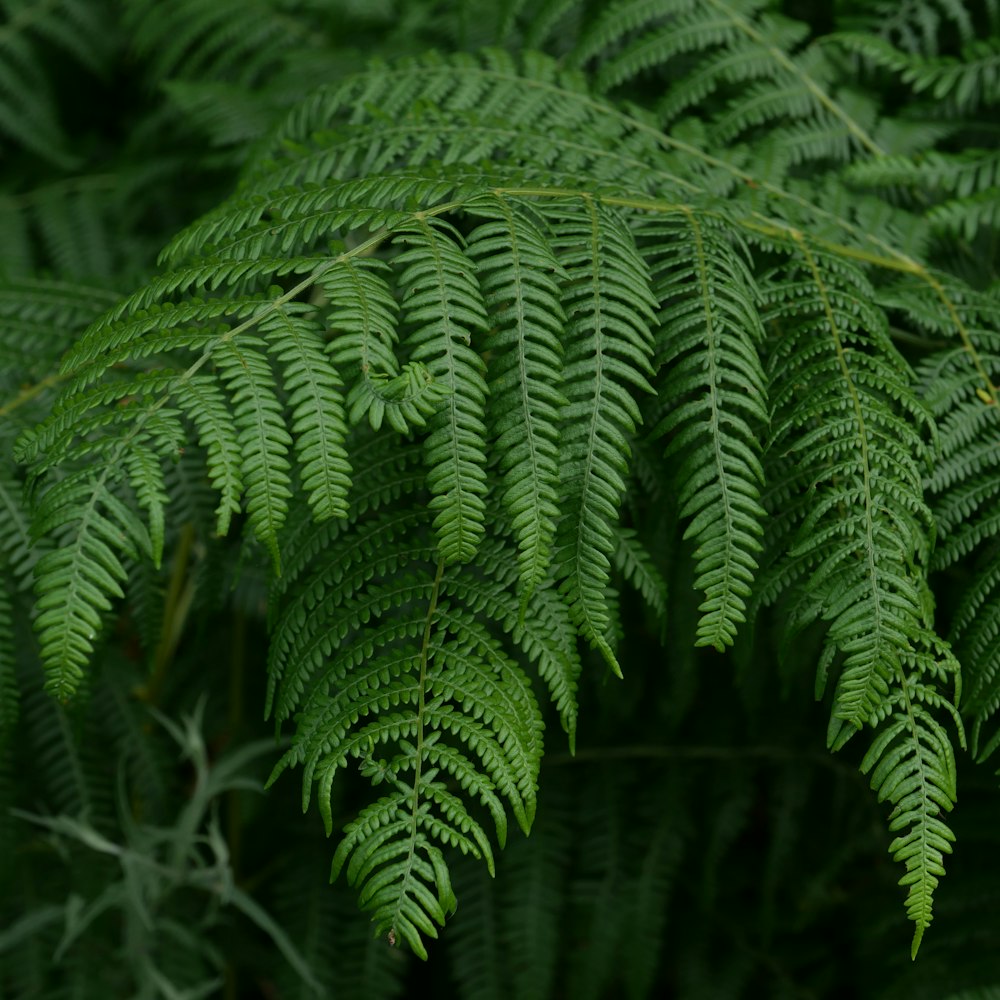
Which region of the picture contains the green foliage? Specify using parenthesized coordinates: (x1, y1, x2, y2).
(2, 0, 1000, 996)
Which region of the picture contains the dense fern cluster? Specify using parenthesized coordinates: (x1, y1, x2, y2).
(2, 0, 1000, 996)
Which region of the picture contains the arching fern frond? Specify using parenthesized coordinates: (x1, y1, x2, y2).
(13, 35, 992, 959)
(759, 242, 963, 952)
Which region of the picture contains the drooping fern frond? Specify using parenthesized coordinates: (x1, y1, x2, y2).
(647, 210, 767, 650)
(945, 549, 1000, 762)
(465, 195, 567, 604)
(860, 657, 962, 959)
(756, 243, 965, 952)
(613, 526, 668, 623)
(0, 279, 125, 707)
(910, 289, 1000, 764)
(547, 196, 657, 673)
(394, 218, 490, 566)
(266, 494, 554, 957)
(762, 245, 937, 727)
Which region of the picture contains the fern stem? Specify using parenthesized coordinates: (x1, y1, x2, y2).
(137, 522, 196, 705)
(0, 370, 67, 417)
(924, 272, 998, 403)
(227, 606, 246, 869)
(492, 185, 934, 281)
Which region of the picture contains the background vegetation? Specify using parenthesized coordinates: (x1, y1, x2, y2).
(1, 1, 999, 997)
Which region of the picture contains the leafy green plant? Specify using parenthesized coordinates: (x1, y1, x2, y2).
(2, 0, 1000, 996)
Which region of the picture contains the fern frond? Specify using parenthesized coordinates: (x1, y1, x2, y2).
(466, 194, 567, 601)
(0, 465, 36, 591)
(845, 149, 1000, 247)
(762, 245, 935, 728)
(847, 150, 1000, 202)
(899, 38, 1000, 114)
(909, 290, 1000, 576)
(573, 0, 884, 171)
(950, 549, 1000, 761)
(30, 473, 150, 697)
(0, 279, 119, 377)
(929, 191, 1000, 244)
(394, 218, 490, 565)
(872, 0, 975, 57)
(13, 26, 996, 962)
(267, 514, 547, 956)
(909, 298, 1000, 767)
(263, 304, 351, 522)
(16, 660, 96, 818)
(213, 335, 293, 568)
(612, 526, 668, 623)
(170, 376, 244, 537)
(861, 691, 959, 958)
(648, 211, 767, 650)
(244, 51, 693, 207)
(548, 197, 657, 673)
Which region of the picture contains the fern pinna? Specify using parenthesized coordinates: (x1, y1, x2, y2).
(14, 12, 995, 958)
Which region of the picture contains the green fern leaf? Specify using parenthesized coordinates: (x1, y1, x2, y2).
(0, 0, 112, 167)
(649, 212, 767, 649)
(861, 698, 958, 958)
(267, 541, 545, 956)
(612, 527, 668, 623)
(213, 335, 293, 569)
(262, 304, 352, 522)
(763, 245, 935, 728)
(466, 194, 567, 602)
(395, 218, 490, 566)
(171, 375, 245, 536)
(31, 473, 150, 697)
(548, 197, 657, 673)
